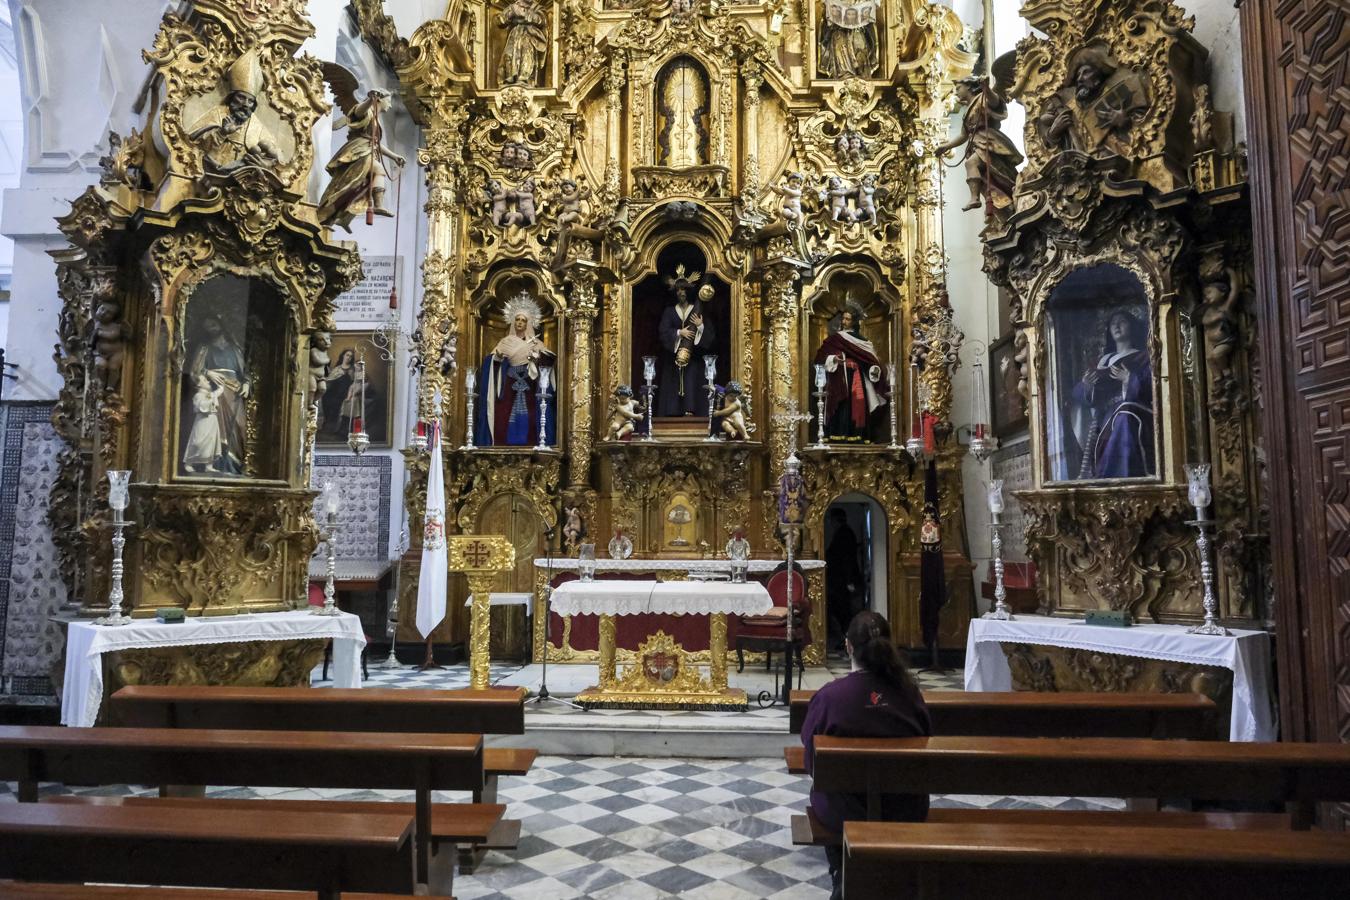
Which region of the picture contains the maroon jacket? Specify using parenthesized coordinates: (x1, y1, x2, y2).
(800, 669, 932, 832)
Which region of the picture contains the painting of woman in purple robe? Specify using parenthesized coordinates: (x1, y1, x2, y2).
(1067, 310, 1155, 479)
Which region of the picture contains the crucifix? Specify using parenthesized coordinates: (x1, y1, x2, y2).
(770, 398, 813, 457)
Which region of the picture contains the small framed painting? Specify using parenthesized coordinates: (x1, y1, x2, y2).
(316, 332, 394, 448)
(990, 332, 1029, 439)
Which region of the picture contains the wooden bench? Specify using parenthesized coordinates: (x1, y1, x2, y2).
(0, 888, 449, 900)
(0, 724, 481, 889)
(812, 735, 1350, 827)
(108, 684, 536, 873)
(787, 689, 1217, 739)
(842, 821, 1350, 900)
(0, 803, 416, 900)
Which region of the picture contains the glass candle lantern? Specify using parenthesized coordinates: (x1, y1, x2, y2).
(643, 356, 656, 383)
(703, 354, 717, 383)
(538, 365, 553, 392)
(1185, 463, 1212, 511)
(465, 367, 476, 393)
(107, 470, 131, 512)
(987, 479, 1004, 515)
(322, 480, 339, 516)
(814, 363, 827, 390)
(578, 542, 597, 582)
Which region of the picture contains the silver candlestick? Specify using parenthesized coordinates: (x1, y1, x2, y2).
(313, 482, 341, 617)
(982, 479, 1012, 620)
(887, 363, 901, 451)
(95, 470, 133, 626)
(461, 368, 477, 450)
(535, 365, 554, 451)
(642, 355, 657, 442)
(1184, 464, 1230, 636)
(807, 363, 828, 450)
(376, 527, 410, 668)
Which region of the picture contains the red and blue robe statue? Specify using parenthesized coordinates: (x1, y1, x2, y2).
(814, 325, 889, 442)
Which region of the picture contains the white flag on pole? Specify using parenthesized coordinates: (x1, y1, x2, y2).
(416, 409, 448, 638)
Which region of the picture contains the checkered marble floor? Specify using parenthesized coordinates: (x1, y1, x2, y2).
(1, 755, 1122, 900)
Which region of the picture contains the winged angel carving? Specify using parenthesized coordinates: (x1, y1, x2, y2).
(318, 63, 407, 232)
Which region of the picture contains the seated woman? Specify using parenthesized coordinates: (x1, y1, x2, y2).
(801, 610, 931, 900)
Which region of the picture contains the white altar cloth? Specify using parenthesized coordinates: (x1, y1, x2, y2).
(61, 611, 366, 727)
(535, 558, 824, 573)
(964, 615, 1277, 742)
(549, 580, 773, 618)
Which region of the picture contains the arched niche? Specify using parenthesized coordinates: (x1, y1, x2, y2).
(628, 239, 733, 417)
(1039, 263, 1158, 484)
(654, 56, 712, 168)
(176, 274, 290, 481)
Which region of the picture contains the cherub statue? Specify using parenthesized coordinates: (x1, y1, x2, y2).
(514, 178, 538, 226)
(772, 171, 806, 227)
(823, 175, 852, 222)
(91, 300, 129, 395)
(563, 505, 584, 548)
(553, 177, 591, 232)
(485, 178, 515, 226)
(1201, 263, 1241, 383)
(854, 174, 878, 224)
(711, 380, 749, 440)
(606, 384, 645, 441)
(318, 66, 408, 231)
(308, 331, 332, 402)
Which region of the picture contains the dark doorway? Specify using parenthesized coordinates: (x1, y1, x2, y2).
(823, 494, 885, 654)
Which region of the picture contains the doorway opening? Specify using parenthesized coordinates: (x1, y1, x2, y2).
(823, 493, 888, 655)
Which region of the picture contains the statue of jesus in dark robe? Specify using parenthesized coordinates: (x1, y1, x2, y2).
(813, 304, 889, 442)
(655, 267, 718, 417)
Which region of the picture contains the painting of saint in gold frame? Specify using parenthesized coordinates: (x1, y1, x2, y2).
(316, 332, 394, 448)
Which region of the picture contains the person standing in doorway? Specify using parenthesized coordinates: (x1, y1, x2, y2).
(825, 508, 863, 653)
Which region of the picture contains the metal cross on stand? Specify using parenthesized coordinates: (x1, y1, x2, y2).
(770, 398, 813, 457)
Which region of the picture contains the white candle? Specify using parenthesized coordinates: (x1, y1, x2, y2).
(465, 367, 476, 392)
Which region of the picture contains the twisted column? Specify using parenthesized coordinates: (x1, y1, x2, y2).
(566, 269, 600, 489)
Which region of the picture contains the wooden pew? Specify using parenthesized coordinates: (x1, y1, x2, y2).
(0, 888, 450, 900)
(787, 689, 1217, 740)
(108, 684, 536, 873)
(812, 735, 1350, 827)
(842, 821, 1350, 900)
(0, 803, 416, 900)
(0, 725, 481, 889)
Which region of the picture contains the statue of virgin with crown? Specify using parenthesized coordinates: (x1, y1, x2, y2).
(473, 292, 557, 446)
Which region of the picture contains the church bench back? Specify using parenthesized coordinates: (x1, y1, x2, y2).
(841, 821, 1350, 900)
(0, 803, 417, 897)
(787, 689, 1217, 738)
(811, 735, 1350, 825)
(110, 685, 527, 735)
(0, 889, 449, 900)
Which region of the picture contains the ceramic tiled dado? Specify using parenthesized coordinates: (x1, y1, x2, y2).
(311, 455, 393, 565)
(0, 404, 65, 704)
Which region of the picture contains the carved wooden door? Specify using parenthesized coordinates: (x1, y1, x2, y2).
(1240, 0, 1350, 766)
(476, 492, 541, 660)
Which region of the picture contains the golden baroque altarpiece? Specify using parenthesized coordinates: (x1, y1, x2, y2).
(49, 0, 360, 667)
(980, 0, 1266, 636)
(353, 0, 985, 675)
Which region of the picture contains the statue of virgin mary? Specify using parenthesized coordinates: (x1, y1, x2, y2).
(473, 293, 558, 446)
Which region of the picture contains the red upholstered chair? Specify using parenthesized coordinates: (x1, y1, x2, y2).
(735, 569, 809, 690)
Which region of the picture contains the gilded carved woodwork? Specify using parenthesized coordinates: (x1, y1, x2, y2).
(109, 639, 328, 693)
(981, 0, 1262, 626)
(49, 2, 359, 618)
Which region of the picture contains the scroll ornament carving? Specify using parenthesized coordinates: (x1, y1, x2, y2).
(451, 454, 562, 536)
(136, 490, 318, 612)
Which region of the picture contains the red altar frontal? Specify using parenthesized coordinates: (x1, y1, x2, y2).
(532, 559, 827, 666)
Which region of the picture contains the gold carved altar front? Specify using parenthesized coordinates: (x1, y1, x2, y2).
(362, 0, 980, 657)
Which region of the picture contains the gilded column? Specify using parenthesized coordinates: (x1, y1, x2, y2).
(415, 116, 467, 423)
(762, 261, 802, 484)
(740, 62, 763, 202)
(598, 614, 617, 687)
(602, 57, 625, 206)
(466, 573, 494, 689)
(709, 613, 729, 692)
(566, 268, 600, 489)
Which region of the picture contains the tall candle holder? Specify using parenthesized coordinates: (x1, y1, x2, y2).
(535, 365, 554, 451)
(347, 356, 370, 456)
(981, 479, 1012, 620)
(642, 355, 657, 442)
(376, 526, 410, 669)
(703, 355, 721, 442)
(807, 363, 829, 450)
(95, 470, 133, 626)
(906, 362, 926, 461)
(313, 481, 342, 617)
(968, 341, 995, 461)
(887, 363, 901, 451)
(1185, 463, 1230, 636)
(461, 367, 477, 450)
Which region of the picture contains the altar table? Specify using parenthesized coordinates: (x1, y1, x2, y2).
(964, 615, 1276, 741)
(61, 611, 366, 727)
(550, 579, 772, 710)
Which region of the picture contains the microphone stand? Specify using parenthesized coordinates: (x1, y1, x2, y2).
(532, 521, 580, 709)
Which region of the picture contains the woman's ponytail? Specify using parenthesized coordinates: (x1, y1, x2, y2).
(847, 610, 915, 693)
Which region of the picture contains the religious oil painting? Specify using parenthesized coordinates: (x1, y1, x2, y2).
(1043, 264, 1156, 482)
(178, 275, 287, 479)
(990, 332, 1028, 438)
(316, 331, 394, 448)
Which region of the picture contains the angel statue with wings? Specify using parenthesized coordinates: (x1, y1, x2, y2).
(318, 64, 407, 232)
